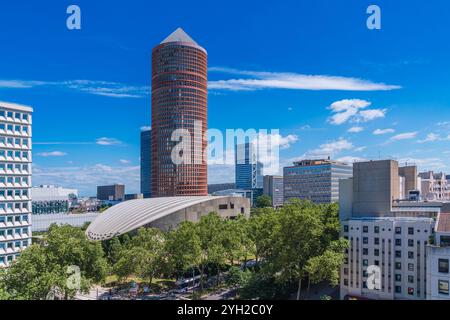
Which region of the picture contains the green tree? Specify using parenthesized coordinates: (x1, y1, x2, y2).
(254, 195, 273, 208)
(165, 221, 201, 280)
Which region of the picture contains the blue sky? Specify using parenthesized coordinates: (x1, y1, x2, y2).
(1, 0, 449, 196)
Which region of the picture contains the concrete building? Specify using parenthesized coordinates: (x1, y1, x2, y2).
(31, 212, 100, 233)
(235, 142, 263, 190)
(212, 189, 256, 206)
(427, 212, 450, 300)
(151, 28, 208, 197)
(97, 184, 125, 202)
(339, 159, 450, 300)
(140, 128, 152, 198)
(208, 183, 235, 194)
(263, 175, 284, 207)
(86, 196, 250, 240)
(419, 171, 450, 201)
(31, 185, 78, 215)
(284, 158, 352, 204)
(0, 102, 33, 267)
(124, 193, 144, 201)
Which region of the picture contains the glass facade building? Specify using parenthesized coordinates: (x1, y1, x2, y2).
(0, 102, 33, 267)
(235, 142, 263, 190)
(140, 128, 152, 198)
(283, 159, 352, 204)
(151, 28, 208, 196)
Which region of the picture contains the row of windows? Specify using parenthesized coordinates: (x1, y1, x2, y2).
(0, 215, 29, 224)
(0, 227, 30, 237)
(0, 253, 21, 264)
(0, 150, 30, 160)
(0, 137, 30, 147)
(0, 202, 30, 210)
(0, 110, 30, 121)
(344, 224, 430, 235)
(0, 163, 29, 172)
(0, 123, 30, 135)
(0, 189, 29, 198)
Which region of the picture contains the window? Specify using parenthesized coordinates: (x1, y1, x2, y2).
(439, 280, 449, 295)
(395, 262, 402, 270)
(374, 238, 380, 245)
(344, 279, 348, 286)
(363, 248, 368, 255)
(395, 251, 402, 258)
(344, 225, 348, 232)
(395, 274, 401, 282)
(408, 251, 414, 259)
(395, 286, 402, 294)
(439, 259, 449, 273)
(408, 239, 414, 247)
(395, 227, 402, 234)
(218, 204, 228, 210)
(408, 287, 414, 296)
(363, 226, 368, 233)
(363, 259, 368, 267)
(395, 239, 402, 246)
(408, 275, 414, 283)
(374, 226, 380, 234)
(374, 249, 380, 257)
(363, 237, 368, 244)
(408, 263, 414, 272)
(408, 227, 414, 235)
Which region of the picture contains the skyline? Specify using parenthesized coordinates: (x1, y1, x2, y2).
(1, 1, 450, 195)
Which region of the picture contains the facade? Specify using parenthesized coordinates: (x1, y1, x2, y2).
(151, 28, 208, 197)
(31, 185, 78, 215)
(212, 189, 256, 206)
(86, 196, 250, 240)
(341, 217, 434, 300)
(263, 175, 284, 207)
(235, 142, 263, 190)
(124, 193, 144, 201)
(97, 184, 125, 201)
(339, 159, 450, 300)
(0, 102, 33, 267)
(419, 171, 450, 201)
(208, 183, 235, 194)
(284, 159, 352, 204)
(427, 212, 450, 300)
(140, 128, 152, 198)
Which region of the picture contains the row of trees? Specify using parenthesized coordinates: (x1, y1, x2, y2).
(0, 199, 348, 300)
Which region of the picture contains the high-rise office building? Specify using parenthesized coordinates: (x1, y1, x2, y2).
(140, 128, 152, 198)
(0, 102, 33, 267)
(283, 158, 352, 204)
(235, 142, 263, 190)
(151, 28, 208, 197)
(97, 184, 125, 202)
(263, 175, 284, 207)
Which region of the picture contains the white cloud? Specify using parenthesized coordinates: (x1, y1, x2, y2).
(328, 99, 386, 125)
(119, 159, 131, 164)
(389, 132, 418, 142)
(417, 133, 450, 143)
(348, 126, 364, 133)
(36, 151, 67, 157)
(337, 156, 367, 164)
(208, 67, 401, 92)
(96, 137, 122, 146)
(140, 126, 151, 131)
(303, 138, 354, 158)
(373, 128, 395, 135)
(354, 146, 367, 152)
(0, 78, 148, 98)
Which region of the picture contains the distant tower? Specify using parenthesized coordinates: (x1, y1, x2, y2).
(235, 142, 263, 190)
(140, 128, 152, 198)
(151, 28, 208, 196)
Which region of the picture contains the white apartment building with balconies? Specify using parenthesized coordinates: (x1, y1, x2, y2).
(0, 101, 33, 267)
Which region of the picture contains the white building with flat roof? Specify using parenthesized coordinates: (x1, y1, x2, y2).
(0, 101, 33, 267)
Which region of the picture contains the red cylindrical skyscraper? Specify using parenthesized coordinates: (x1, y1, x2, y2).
(151, 28, 208, 197)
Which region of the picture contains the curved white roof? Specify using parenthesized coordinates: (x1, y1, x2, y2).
(86, 196, 227, 240)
